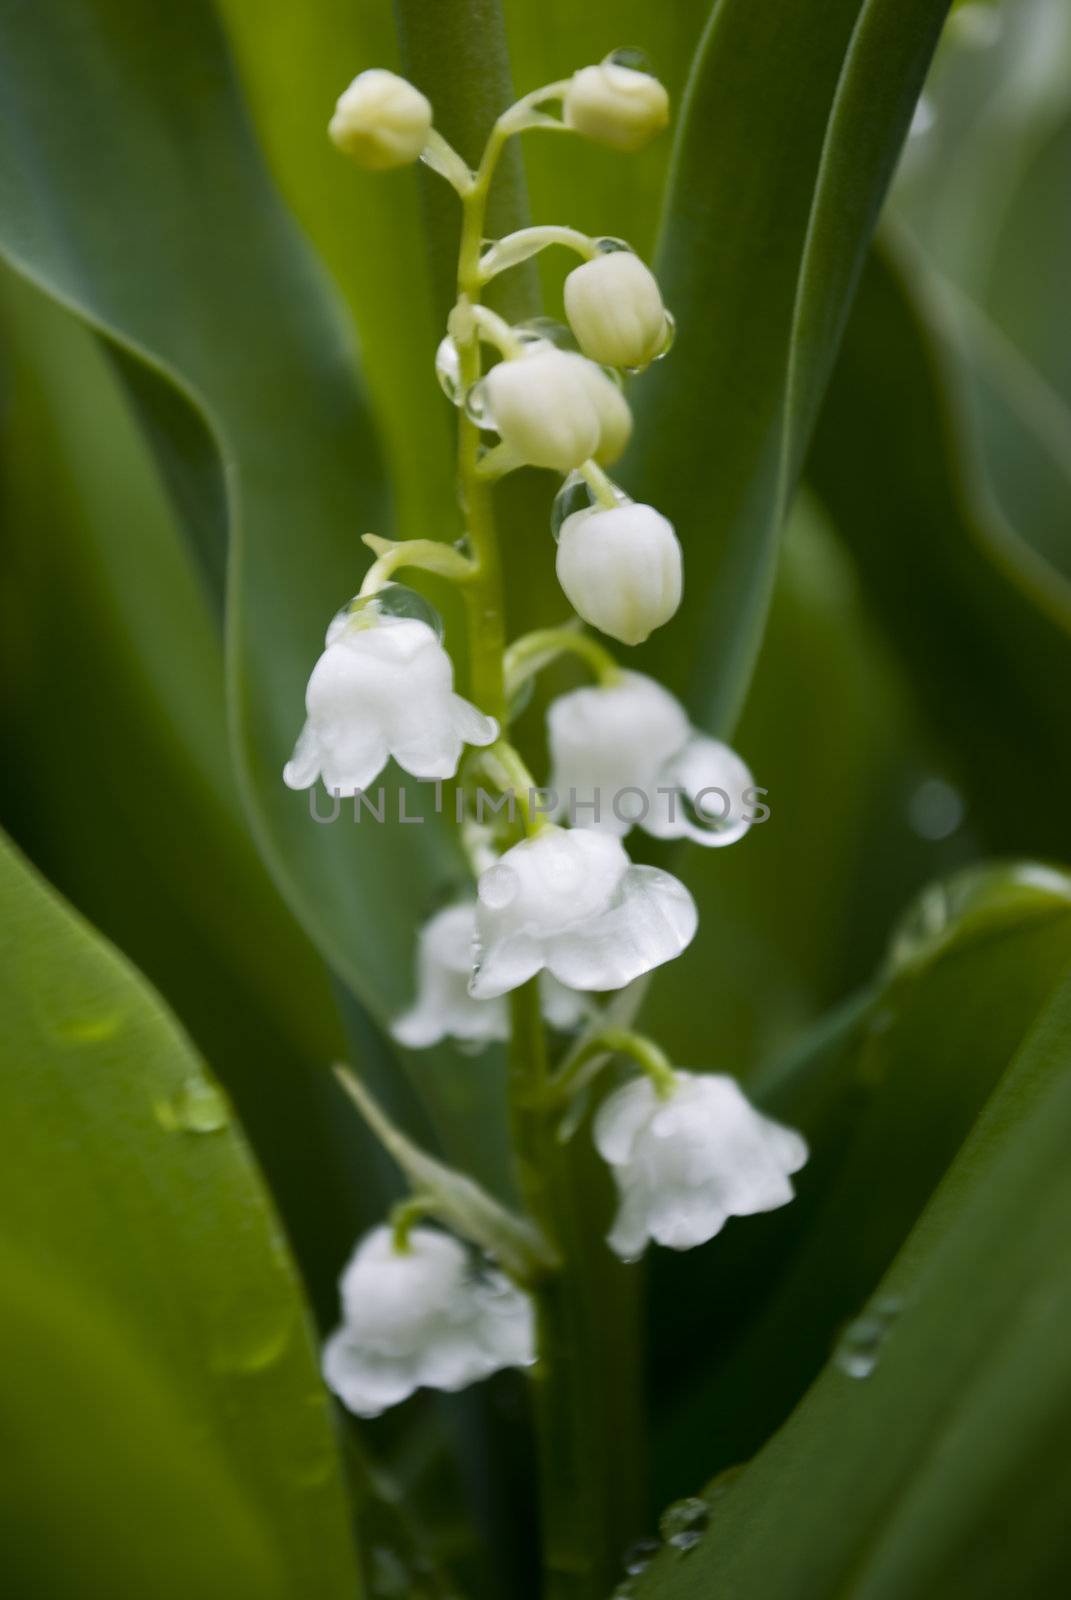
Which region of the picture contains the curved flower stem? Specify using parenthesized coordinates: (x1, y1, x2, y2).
(503, 626, 622, 703)
(389, 1192, 436, 1252)
(578, 458, 622, 510)
(358, 534, 476, 596)
(450, 94, 637, 1600)
(478, 224, 596, 284)
(543, 1028, 677, 1109)
(477, 740, 553, 836)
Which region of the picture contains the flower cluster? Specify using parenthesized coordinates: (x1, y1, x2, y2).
(292, 55, 807, 1420)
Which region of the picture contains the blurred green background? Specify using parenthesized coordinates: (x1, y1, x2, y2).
(1, 1, 1070, 1597)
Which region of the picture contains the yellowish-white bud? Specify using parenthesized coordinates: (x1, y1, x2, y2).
(329, 70, 432, 171)
(565, 252, 668, 370)
(556, 504, 682, 645)
(563, 64, 670, 153)
(577, 361, 633, 466)
(484, 350, 603, 473)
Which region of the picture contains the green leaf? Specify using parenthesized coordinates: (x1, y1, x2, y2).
(0, 0, 454, 1023)
(809, 239, 1071, 861)
(0, 264, 387, 1321)
(636, 907, 1071, 1598)
(0, 828, 358, 1599)
(648, 861, 1071, 1505)
(627, 0, 951, 730)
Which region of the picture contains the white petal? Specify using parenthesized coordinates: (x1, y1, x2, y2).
(646, 736, 756, 848)
(545, 864, 697, 991)
(548, 672, 691, 836)
(594, 1075, 659, 1165)
(283, 720, 322, 790)
(469, 929, 545, 1000)
(450, 694, 499, 749)
(322, 1327, 418, 1417)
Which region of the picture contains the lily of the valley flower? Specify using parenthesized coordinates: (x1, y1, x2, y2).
(284, 611, 497, 796)
(470, 826, 697, 998)
(329, 69, 432, 170)
(556, 503, 682, 645)
(563, 62, 670, 151)
(392, 902, 589, 1049)
(564, 251, 669, 370)
(594, 1072, 808, 1259)
(483, 349, 632, 473)
(548, 671, 756, 846)
(323, 1226, 535, 1417)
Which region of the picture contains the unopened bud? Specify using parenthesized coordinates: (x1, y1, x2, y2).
(484, 350, 602, 473)
(577, 362, 633, 465)
(563, 64, 670, 153)
(556, 504, 682, 645)
(565, 252, 668, 369)
(329, 70, 432, 171)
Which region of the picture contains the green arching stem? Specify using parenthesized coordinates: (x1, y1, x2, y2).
(358, 534, 475, 596)
(478, 224, 597, 284)
(389, 1192, 437, 1252)
(503, 626, 622, 703)
(578, 458, 622, 509)
(543, 1028, 678, 1110)
(477, 739, 553, 836)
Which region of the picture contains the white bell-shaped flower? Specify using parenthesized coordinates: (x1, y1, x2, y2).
(470, 826, 697, 998)
(594, 1072, 808, 1259)
(323, 1226, 535, 1417)
(392, 902, 589, 1049)
(329, 69, 432, 170)
(556, 503, 682, 645)
(548, 672, 756, 847)
(284, 611, 497, 796)
(565, 252, 669, 370)
(483, 349, 631, 473)
(563, 63, 670, 152)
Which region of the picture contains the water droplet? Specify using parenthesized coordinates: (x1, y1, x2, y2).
(55, 1013, 123, 1044)
(593, 235, 634, 256)
(659, 1496, 709, 1550)
(156, 1076, 230, 1134)
(907, 776, 964, 841)
(212, 1308, 294, 1376)
(551, 471, 596, 540)
(605, 46, 655, 76)
(464, 376, 495, 428)
(834, 1296, 902, 1379)
(623, 1537, 660, 1575)
(369, 1546, 411, 1596)
(513, 315, 575, 351)
(349, 583, 445, 640)
(434, 335, 464, 405)
(653, 308, 676, 361)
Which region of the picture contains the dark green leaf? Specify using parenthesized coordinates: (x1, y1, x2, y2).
(0, 828, 358, 1599)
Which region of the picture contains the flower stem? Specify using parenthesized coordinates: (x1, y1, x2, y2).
(451, 102, 641, 1600)
(503, 626, 622, 702)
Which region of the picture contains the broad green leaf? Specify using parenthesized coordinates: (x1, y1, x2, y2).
(809, 239, 1071, 861)
(635, 911, 1071, 1599)
(0, 0, 454, 1023)
(648, 861, 1071, 1506)
(0, 828, 358, 1599)
(626, 0, 950, 732)
(0, 265, 389, 1321)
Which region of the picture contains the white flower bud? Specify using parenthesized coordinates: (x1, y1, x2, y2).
(579, 361, 633, 466)
(563, 64, 670, 152)
(565, 252, 668, 369)
(328, 69, 432, 171)
(594, 1072, 808, 1259)
(556, 504, 682, 646)
(322, 1226, 535, 1416)
(483, 349, 602, 472)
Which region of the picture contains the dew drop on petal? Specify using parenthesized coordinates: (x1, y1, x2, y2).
(605, 46, 655, 76)
(593, 235, 635, 256)
(514, 315, 576, 351)
(435, 335, 464, 405)
(551, 471, 596, 541)
(351, 583, 445, 639)
(464, 376, 495, 428)
(653, 308, 676, 361)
